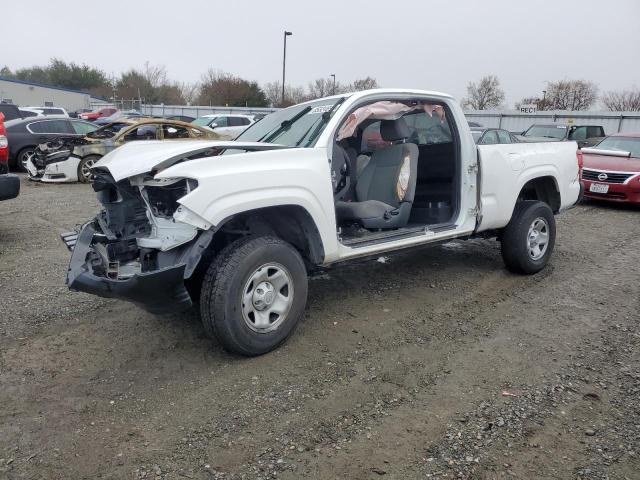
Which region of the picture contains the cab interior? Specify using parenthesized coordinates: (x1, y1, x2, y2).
(331, 100, 460, 245)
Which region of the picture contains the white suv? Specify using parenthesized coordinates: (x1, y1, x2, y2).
(192, 114, 254, 139)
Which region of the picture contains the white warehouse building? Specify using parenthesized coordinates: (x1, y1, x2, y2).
(0, 76, 98, 111)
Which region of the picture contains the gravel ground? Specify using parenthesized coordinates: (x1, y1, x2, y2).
(0, 174, 639, 480)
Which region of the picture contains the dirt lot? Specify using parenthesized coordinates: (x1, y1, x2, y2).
(1, 175, 639, 480)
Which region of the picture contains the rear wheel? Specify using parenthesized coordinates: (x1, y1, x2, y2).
(200, 236, 308, 356)
(77, 155, 101, 183)
(500, 200, 556, 274)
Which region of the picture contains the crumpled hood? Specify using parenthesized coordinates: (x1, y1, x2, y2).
(93, 140, 287, 181)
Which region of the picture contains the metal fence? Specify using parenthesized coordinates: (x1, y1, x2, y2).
(464, 110, 640, 135)
(90, 99, 144, 112)
(140, 104, 277, 118)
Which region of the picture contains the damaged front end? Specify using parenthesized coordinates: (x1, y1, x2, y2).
(62, 169, 213, 313)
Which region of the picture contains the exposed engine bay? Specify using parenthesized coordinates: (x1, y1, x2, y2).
(86, 170, 205, 282)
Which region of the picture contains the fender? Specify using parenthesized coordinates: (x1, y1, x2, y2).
(156, 147, 342, 262)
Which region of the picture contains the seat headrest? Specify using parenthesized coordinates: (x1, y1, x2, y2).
(380, 117, 410, 142)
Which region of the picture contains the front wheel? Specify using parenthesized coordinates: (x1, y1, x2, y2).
(200, 236, 308, 356)
(500, 200, 556, 274)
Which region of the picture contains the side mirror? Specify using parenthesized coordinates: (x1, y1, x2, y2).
(210, 123, 218, 129)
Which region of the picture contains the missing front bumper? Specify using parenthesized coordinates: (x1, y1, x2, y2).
(63, 223, 193, 314)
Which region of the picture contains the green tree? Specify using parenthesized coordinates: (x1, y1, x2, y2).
(10, 58, 111, 93)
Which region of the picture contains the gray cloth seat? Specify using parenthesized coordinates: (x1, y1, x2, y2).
(336, 118, 418, 229)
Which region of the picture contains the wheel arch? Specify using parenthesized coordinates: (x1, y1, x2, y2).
(213, 204, 325, 266)
(13, 145, 37, 167)
(516, 175, 561, 214)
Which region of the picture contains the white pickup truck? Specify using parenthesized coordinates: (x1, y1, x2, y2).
(62, 89, 581, 356)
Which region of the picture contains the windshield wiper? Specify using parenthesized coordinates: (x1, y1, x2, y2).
(301, 97, 346, 147)
(260, 106, 312, 143)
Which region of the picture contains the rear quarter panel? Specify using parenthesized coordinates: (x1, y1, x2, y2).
(477, 141, 580, 231)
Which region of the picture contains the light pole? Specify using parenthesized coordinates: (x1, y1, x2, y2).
(282, 30, 293, 105)
(541, 90, 546, 110)
(330, 74, 336, 95)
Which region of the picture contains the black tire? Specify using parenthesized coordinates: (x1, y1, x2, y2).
(17, 147, 36, 172)
(77, 155, 101, 183)
(200, 236, 308, 356)
(500, 200, 556, 274)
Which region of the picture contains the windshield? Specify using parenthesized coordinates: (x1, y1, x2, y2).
(524, 125, 567, 139)
(193, 117, 215, 127)
(593, 137, 640, 158)
(235, 98, 345, 147)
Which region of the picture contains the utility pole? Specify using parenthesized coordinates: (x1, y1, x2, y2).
(331, 74, 336, 95)
(282, 31, 293, 105)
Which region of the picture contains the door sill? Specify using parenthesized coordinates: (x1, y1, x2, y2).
(340, 223, 457, 248)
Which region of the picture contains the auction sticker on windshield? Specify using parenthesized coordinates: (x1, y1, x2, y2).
(308, 105, 334, 114)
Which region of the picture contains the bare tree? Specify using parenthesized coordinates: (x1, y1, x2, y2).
(462, 75, 505, 110)
(263, 81, 282, 107)
(307, 77, 341, 99)
(180, 82, 200, 105)
(263, 81, 307, 107)
(349, 76, 379, 91)
(514, 96, 544, 110)
(143, 62, 168, 88)
(544, 80, 598, 111)
(283, 85, 307, 106)
(601, 88, 640, 111)
(198, 69, 267, 107)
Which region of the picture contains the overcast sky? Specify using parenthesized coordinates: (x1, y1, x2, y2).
(4, 0, 639, 107)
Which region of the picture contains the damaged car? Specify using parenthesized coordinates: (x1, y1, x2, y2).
(27, 119, 219, 183)
(62, 88, 581, 356)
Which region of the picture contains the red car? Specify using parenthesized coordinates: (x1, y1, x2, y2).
(0, 112, 19, 201)
(79, 107, 118, 122)
(0, 112, 8, 173)
(580, 132, 640, 204)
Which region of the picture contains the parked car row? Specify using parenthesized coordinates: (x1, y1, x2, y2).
(26, 119, 220, 183)
(517, 124, 605, 148)
(75, 107, 257, 139)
